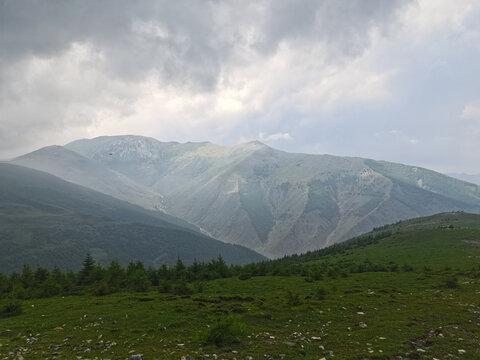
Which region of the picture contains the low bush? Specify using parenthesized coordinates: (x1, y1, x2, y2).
(90, 281, 111, 296)
(315, 287, 327, 300)
(203, 316, 245, 347)
(444, 276, 459, 289)
(286, 290, 302, 306)
(0, 300, 22, 318)
(173, 281, 193, 295)
(238, 272, 252, 280)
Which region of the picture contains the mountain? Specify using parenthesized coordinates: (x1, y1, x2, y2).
(14, 135, 480, 258)
(0, 163, 266, 273)
(446, 172, 480, 186)
(61, 135, 480, 257)
(13, 145, 165, 212)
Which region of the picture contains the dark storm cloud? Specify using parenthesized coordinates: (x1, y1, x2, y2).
(0, 0, 220, 88)
(257, 0, 407, 55)
(0, 0, 410, 89)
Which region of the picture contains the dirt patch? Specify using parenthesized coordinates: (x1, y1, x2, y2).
(462, 239, 480, 247)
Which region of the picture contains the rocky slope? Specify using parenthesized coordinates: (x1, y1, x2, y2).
(14, 135, 480, 258)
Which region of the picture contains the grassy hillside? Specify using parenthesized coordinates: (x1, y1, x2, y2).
(1, 213, 479, 359)
(0, 163, 266, 272)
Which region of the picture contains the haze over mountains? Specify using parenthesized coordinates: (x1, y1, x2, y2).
(10, 135, 480, 259)
(14, 145, 165, 212)
(0, 162, 265, 273)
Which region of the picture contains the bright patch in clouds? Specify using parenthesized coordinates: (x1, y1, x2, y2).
(0, 0, 479, 173)
(462, 102, 480, 121)
(259, 132, 292, 143)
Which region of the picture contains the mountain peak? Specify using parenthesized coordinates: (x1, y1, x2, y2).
(235, 140, 269, 151)
(66, 135, 166, 161)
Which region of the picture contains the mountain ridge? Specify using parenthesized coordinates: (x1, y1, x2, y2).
(12, 135, 480, 258)
(446, 172, 480, 186)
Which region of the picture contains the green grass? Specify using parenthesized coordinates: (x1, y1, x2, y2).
(1, 217, 480, 359)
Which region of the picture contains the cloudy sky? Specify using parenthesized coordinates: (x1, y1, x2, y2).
(1, 0, 479, 173)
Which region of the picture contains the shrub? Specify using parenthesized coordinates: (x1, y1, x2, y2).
(0, 300, 22, 318)
(127, 270, 150, 292)
(36, 277, 61, 298)
(312, 270, 323, 281)
(203, 316, 245, 347)
(389, 264, 399, 272)
(194, 282, 205, 293)
(286, 291, 302, 306)
(444, 276, 459, 289)
(11, 284, 27, 300)
(90, 281, 111, 296)
(173, 281, 192, 295)
(158, 281, 172, 294)
(238, 272, 252, 280)
(315, 287, 327, 300)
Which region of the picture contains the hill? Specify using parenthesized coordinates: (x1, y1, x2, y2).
(446, 172, 480, 186)
(1, 212, 479, 359)
(12, 145, 166, 211)
(62, 135, 480, 257)
(271, 211, 480, 265)
(0, 163, 266, 272)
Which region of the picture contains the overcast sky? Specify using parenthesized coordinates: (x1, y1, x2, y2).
(1, 0, 479, 173)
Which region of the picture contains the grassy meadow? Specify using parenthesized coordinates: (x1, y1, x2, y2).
(1, 213, 480, 359)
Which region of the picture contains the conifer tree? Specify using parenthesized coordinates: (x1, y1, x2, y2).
(78, 253, 96, 285)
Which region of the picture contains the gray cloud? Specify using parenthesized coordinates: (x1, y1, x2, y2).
(2, 0, 479, 175)
(0, 0, 412, 157)
(258, 0, 407, 55)
(0, 0, 409, 86)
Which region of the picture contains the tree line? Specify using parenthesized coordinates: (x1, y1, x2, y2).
(0, 230, 403, 301)
(0, 236, 413, 302)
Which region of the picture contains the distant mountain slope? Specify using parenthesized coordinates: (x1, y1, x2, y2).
(63, 135, 480, 258)
(446, 172, 480, 186)
(0, 163, 266, 273)
(13, 146, 165, 211)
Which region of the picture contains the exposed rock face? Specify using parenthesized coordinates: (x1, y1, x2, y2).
(16, 135, 480, 258)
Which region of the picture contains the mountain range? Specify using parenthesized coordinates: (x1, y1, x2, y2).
(10, 135, 480, 258)
(0, 162, 265, 273)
